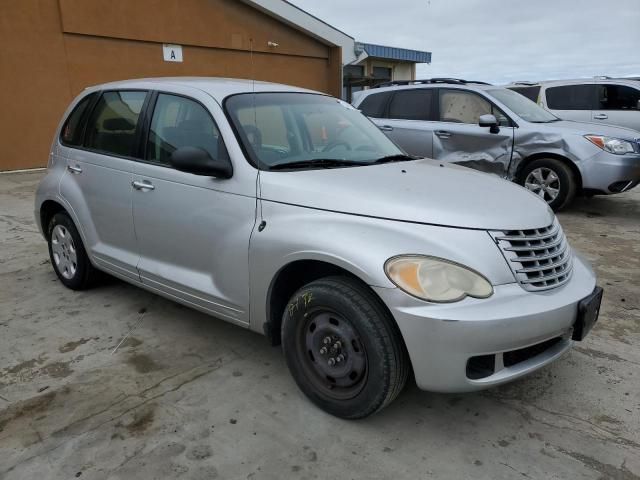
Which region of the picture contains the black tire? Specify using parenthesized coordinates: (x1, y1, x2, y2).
(519, 158, 577, 211)
(47, 212, 99, 290)
(281, 276, 409, 419)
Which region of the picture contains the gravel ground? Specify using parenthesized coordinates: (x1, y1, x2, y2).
(1, 170, 638, 480)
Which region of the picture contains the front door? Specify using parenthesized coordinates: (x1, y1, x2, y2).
(432, 89, 514, 177)
(59, 90, 148, 280)
(132, 91, 257, 326)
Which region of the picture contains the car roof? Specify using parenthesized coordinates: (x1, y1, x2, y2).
(506, 78, 640, 88)
(83, 77, 322, 102)
(352, 82, 499, 104)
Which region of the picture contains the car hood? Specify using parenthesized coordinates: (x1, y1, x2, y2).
(532, 119, 640, 139)
(259, 159, 554, 230)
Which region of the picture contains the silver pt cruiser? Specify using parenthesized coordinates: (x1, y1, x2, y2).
(35, 78, 603, 419)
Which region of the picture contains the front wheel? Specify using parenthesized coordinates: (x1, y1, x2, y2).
(281, 276, 409, 419)
(519, 158, 577, 211)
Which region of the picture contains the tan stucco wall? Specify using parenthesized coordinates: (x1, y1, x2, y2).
(0, 0, 341, 170)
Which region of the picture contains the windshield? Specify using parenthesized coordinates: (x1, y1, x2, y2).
(225, 92, 404, 170)
(487, 88, 559, 123)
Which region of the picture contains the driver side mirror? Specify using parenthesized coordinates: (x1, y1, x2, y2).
(169, 146, 233, 179)
(479, 114, 500, 134)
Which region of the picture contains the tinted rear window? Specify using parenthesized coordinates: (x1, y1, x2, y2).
(388, 89, 434, 121)
(60, 93, 97, 146)
(85, 91, 147, 157)
(545, 85, 596, 110)
(358, 92, 391, 118)
(508, 86, 540, 102)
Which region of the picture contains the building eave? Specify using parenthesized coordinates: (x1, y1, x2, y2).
(239, 0, 356, 64)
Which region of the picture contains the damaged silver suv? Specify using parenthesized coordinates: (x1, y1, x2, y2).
(36, 78, 602, 419)
(353, 78, 640, 210)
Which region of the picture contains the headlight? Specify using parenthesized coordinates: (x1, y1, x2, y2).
(384, 256, 493, 303)
(585, 135, 636, 155)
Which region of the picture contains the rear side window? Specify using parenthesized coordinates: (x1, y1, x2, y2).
(509, 86, 540, 103)
(147, 94, 226, 165)
(388, 89, 434, 120)
(60, 93, 97, 146)
(85, 91, 147, 157)
(545, 85, 596, 110)
(358, 92, 391, 118)
(598, 84, 640, 111)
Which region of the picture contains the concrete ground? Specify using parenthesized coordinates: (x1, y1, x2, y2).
(0, 170, 638, 480)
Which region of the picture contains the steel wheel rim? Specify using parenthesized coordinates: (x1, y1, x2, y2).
(525, 167, 561, 203)
(296, 308, 368, 400)
(51, 225, 77, 280)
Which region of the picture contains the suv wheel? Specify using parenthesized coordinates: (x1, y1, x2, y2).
(47, 212, 99, 290)
(281, 276, 409, 419)
(520, 158, 576, 211)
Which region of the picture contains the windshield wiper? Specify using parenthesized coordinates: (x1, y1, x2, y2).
(372, 154, 419, 164)
(269, 159, 363, 170)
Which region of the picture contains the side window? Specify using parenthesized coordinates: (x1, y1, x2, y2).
(358, 92, 391, 118)
(388, 89, 434, 121)
(509, 86, 540, 103)
(60, 93, 97, 146)
(545, 85, 595, 110)
(147, 94, 225, 165)
(85, 91, 147, 157)
(439, 89, 493, 124)
(598, 84, 640, 111)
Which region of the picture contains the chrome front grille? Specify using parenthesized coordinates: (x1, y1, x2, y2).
(491, 219, 573, 291)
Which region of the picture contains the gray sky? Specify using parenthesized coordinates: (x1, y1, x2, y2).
(289, 0, 640, 84)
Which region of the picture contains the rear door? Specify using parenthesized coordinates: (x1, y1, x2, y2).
(432, 88, 514, 177)
(375, 89, 436, 158)
(131, 89, 257, 326)
(543, 84, 596, 122)
(594, 83, 640, 131)
(59, 90, 149, 280)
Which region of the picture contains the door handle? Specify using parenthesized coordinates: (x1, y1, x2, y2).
(435, 130, 452, 139)
(379, 125, 394, 132)
(67, 165, 82, 174)
(593, 114, 608, 120)
(132, 180, 155, 191)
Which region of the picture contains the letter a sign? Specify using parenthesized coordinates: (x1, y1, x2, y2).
(163, 44, 183, 62)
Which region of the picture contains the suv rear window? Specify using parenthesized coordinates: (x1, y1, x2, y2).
(508, 86, 540, 103)
(388, 89, 434, 121)
(85, 91, 147, 157)
(358, 92, 391, 118)
(60, 93, 97, 146)
(545, 85, 596, 110)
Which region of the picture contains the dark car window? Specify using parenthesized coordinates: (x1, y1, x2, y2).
(147, 94, 226, 165)
(545, 85, 596, 110)
(358, 92, 392, 118)
(60, 93, 97, 147)
(508, 86, 541, 103)
(85, 91, 147, 157)
(597, 84, 640, 111)
(388, 89, 434, 121)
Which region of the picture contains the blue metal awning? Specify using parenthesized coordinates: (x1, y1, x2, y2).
(356, 42, 431, 63)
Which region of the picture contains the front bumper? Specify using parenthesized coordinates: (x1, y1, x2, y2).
(580, 151, 640, 194)
(374, 255, 597, 393)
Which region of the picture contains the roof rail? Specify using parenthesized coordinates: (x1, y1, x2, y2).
(373, 77, 492, 88)
(512, 81, 538, 86)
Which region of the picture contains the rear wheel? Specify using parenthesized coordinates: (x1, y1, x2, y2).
(281, 276, 409, 419)
(47, 212, 99, 290)
(519, 158, 577, 211)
